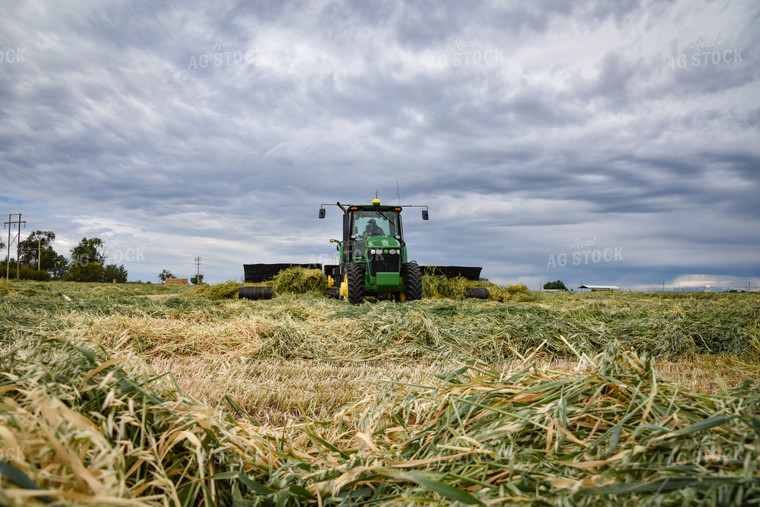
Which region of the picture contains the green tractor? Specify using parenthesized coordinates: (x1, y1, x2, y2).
(319, 199, 428, 304)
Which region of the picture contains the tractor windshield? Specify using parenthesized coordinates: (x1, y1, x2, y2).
(351, 210, 400, 240)
(347, 210, 401, 261)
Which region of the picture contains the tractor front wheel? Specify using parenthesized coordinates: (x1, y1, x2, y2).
(346, 263, 365, 304)
(402, 262, 423, 301)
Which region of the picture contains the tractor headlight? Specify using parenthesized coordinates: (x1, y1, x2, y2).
(370, 249, 377, 255)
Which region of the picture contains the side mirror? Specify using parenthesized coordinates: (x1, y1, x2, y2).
(319, 208, 326, 219)
(422, 209, 429, 220)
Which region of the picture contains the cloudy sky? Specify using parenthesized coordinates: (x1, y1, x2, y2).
(1, 0, 758, 290)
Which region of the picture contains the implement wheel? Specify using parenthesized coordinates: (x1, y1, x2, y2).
(464, 288, 489, 299)
(346, 263, 365, 305)
(239, 286, 274, 300)
(402, 262, 423, 301)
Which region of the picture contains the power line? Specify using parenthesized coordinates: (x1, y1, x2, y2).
(194, 256, 201, 283)
(4, 213, 26, 280)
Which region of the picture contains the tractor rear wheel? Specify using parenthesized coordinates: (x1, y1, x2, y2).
(402, 262, 423, 301)
(346, 263, 365, 304)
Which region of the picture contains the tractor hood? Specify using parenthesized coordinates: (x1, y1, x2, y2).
(366, 236, 401, 249)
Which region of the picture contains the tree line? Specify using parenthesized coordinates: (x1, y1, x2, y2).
(1, 231, 127, 282)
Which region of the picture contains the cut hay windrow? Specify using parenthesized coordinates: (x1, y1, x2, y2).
(271, 267, 328, 296)
(423, 275, 469, 300)
(1, 335, 758, 505)
(4, 281, 760, 363)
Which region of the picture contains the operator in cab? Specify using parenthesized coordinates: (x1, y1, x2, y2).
(364, 218, 384, 237)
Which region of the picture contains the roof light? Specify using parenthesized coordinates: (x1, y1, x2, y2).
(373, 199, 381, 205)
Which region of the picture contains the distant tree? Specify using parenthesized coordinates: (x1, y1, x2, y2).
(103, 264, 128, 283)
(543, 280, 568, 290)
(158, 269, 175, 283)
(64, 237, 126, 282)
(19, 230, 66, 276)
(1, 259, 17, 275)
(20, 230, 55, 265)
(65, 237, 105, 282)
(67, 261, 105, 282)
(190, 274, 204, 285)
(19, 266, 51, 281)
(50, 254, 69, 279)
(71, 237, 105, 266)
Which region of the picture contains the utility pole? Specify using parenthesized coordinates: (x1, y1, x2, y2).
(4, 213, 26, 280)
(4, 216, 8, 280)
(38, 238, 41, 271)
(194, 256, 201, 284)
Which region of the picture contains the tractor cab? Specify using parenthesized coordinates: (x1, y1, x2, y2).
(343, 205, 403, 263)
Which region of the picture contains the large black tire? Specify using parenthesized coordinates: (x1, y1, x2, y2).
(464, 288, 489, 299)
(239, 286, 274, 300)
(346, 263, 365, 304)
(402, 262, 423, 301)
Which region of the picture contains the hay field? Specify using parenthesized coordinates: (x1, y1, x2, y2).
(1, 277, 759, 505)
